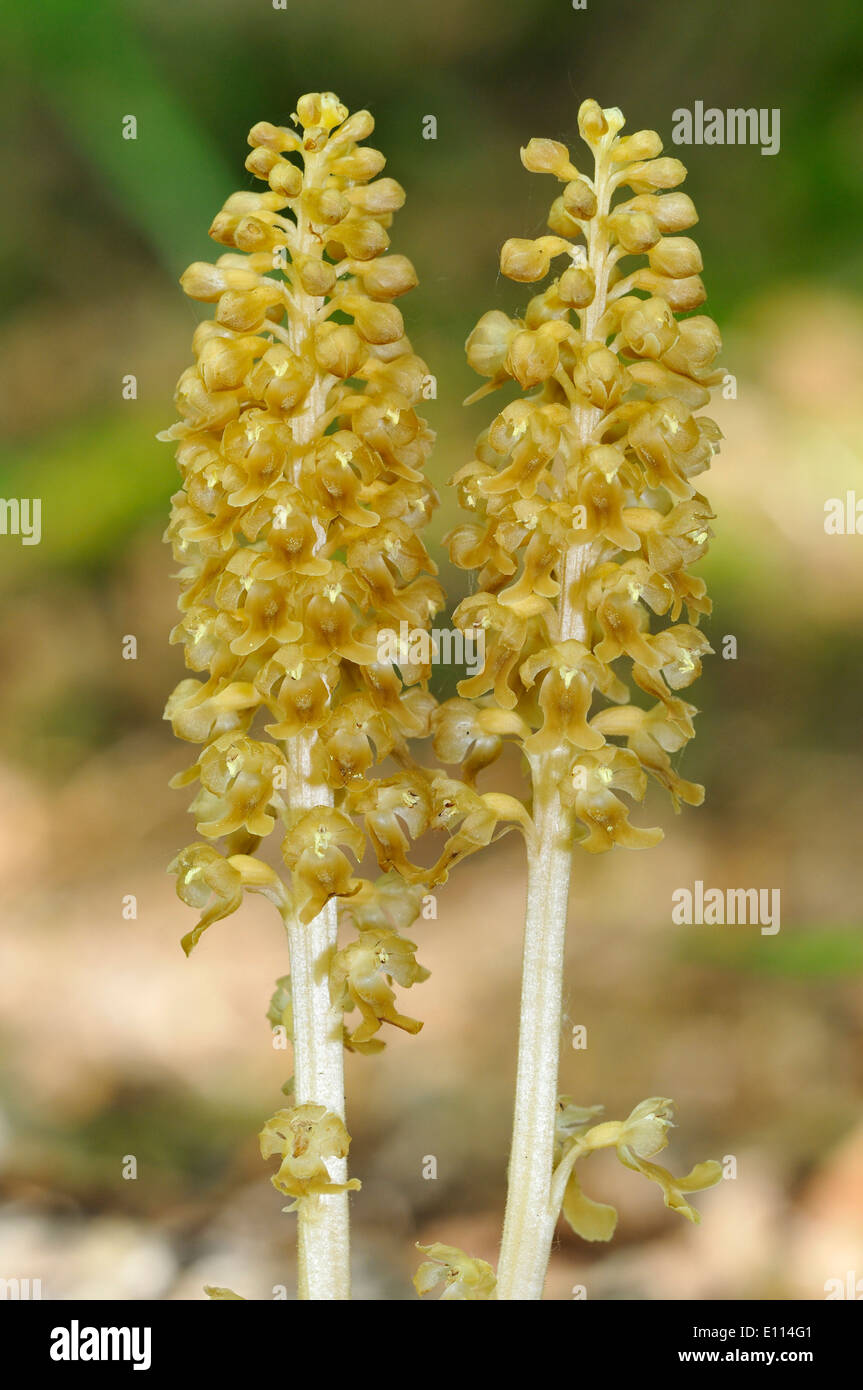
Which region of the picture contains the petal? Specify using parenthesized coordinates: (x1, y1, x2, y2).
(562, 1169, 619, 1243)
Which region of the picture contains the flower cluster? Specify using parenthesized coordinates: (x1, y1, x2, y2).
(162, 92, 446, 945)
(550, 1096, 722, 1241)
(162, 96, 453, 1295)
(330, 874, 430, 1052)
(441, 99, 722, 851)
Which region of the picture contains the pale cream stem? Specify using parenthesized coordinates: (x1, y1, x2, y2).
(280, 147, 351, 1301)
(283, 742, 349, 1301)
(495, 764, 573, 1300)
(497, 127, 617, 1301)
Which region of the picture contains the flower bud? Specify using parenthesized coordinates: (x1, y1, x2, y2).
(268, 161, 303, 198)
(507, 328, 560, 389)
(296, 256, 337, 296)
(611, 129, 663, 162)
(578, 99, 608, 143)
(562, 178, 597, 219)
(245, 146, 281, 179)
(360, 255, 418, 300)
(609, 209, 661, 253)
(352, 299, 404, 345)
(648, 236, 703, 278)
(180, 261, 257, 302)
(628, 269, 706, 311)
(657, 275, 706, 311)
(305, 187, 351, 226)
(634, 191, 698, 232)
(216, 284, 284, 332)
(546, 198, 582, 238)
(314, 321, 366, 377)
(623, 157, 687, 191)
(521, 137, 576, 178)
(557, 266, 595, 308)
(347, 178, 405, 214)
(329, 147, 387, 181)
(248, 120, 300, 153)
(327, 216, 389, 260)
(327, 109, 375, 148)
(209, 191, 288, 245)
(225, 190, 287, 216)
(233, 215, 283, 254)
(500, 235, 569, 283)
(524, 285, 569, 326)
(466, 310, 518, 378)
(198, 335, 258, 392)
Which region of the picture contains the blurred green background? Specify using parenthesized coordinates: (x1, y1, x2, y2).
(1, 0, 862, 1300)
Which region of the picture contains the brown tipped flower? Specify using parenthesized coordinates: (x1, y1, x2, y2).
(442, 98, 722, 854)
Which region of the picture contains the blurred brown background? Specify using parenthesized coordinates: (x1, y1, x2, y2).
(1, 0, 862, 1300)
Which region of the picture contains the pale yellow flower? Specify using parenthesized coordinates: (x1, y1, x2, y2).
(414, 1243, 497, 1301)
(552, 1096, 722, 1241)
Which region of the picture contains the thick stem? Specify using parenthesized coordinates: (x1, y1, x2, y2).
(496, 771, 573, 1300)
(284, 738, 350, 1301)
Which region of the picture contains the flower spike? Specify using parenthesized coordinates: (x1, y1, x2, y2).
(163, 92, 441, 1301)
(451, 99, 725, 1301)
